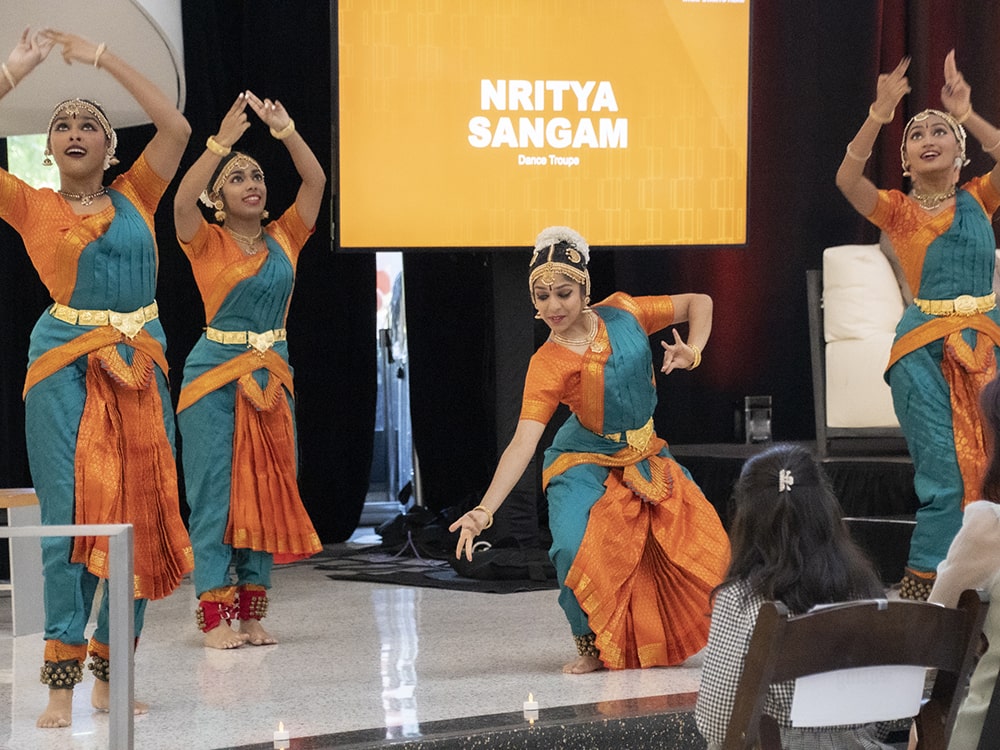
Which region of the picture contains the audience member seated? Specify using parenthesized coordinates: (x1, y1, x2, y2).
(695, 443, 894, 749)
(925, 375, 1000, 750)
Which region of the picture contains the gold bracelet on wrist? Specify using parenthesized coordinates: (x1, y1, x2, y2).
(686, 344, 702, 370)
(955, 107, 972, 124)
(1, 63, 15, 90)
(205, 136, 231, 157)
(93, 42, 106, 68)
(270, 119, 295, 140)
(868, 105, 893, 125)
(472, 505, 494, 529)
(983, 136, 1000, 154)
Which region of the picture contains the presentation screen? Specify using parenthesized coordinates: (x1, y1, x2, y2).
(335, 0, 750, 250)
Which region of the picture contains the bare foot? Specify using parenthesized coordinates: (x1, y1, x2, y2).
(203, 621, 250, 650)
(562, 655, 604, 674)
(91, 679, 149, 714)
(239, 619, 277, 646)
(37, 688, 73, 728)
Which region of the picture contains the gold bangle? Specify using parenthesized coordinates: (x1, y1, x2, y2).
(472, 505, 494, 530)
(686, 344, 702, 370)
(1, 63, 15, 90)
(93, 42, 106, 68)
(868, 105, 893, 125)
(955, 107, 972, 124)
(205, 136, 231, 157)
(845, 144, 872, 162)
(983, 136, 1000, 154)
(270, 119, 295, 140)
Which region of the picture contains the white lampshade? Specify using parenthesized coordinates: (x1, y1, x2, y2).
(0, 0, 184, 136)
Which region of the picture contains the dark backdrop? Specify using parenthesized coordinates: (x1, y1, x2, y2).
(2, 1, 999, 538)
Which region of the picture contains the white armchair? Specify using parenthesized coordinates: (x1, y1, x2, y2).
(807, 244, 905, 457)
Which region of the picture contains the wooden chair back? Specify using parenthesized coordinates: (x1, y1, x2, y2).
(722, 589, 988, 750)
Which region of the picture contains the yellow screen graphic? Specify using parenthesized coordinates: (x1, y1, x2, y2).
(338, 0, 749, 249)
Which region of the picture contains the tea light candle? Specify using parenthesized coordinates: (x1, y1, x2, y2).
(523, 692, 539, 722)
(273, 721, 290, 749)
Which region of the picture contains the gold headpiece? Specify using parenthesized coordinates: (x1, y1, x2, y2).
(46, 98, 119, 170)
(198, 152, 265, 212)
(901, 108, 969, 176)
(528, 226, 591, 299)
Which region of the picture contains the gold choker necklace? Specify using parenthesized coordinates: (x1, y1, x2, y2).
(551, 311, 600, 348)
(225, 226, 264, 255)
(58, 187, 107, 207)
(912, 185, 957, 210)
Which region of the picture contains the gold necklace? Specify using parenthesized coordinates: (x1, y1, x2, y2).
(58, 187, 107, 207)
(912, 185, 956, 210)
(225, 226, 264, 255)
(551, 311, 599, 347)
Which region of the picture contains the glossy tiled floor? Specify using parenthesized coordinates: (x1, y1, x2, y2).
(0, 531, 703, 750)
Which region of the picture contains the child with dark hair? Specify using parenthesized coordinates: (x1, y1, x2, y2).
(695, 443, 892, 749)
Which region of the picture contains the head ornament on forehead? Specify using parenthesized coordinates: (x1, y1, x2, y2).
(529, 226, 591, 298)
(47, 98, 119, 170)
(901, 108, 970, 175)
(199, 152, 265, 215)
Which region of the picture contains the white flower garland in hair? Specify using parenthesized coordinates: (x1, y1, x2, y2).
(533, 226, 590, 263)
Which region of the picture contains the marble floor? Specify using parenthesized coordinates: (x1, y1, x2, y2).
(0, 530, 703, 750)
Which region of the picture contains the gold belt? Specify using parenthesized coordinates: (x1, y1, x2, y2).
(49, 300, 159, 339)
(914, 292, 996, 317)
(602, 418, 654, 453)
(205, 326, 287, 354)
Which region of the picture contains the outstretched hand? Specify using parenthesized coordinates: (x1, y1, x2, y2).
(873, 56, 911, 121)
(660, 329, 694, 374)
(245, 90, 292, 132)
(6, 27, 55, 80)
(941, 49, 971, 120)
(214, 93, 251, 149)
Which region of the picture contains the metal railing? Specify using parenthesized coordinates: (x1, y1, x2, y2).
(0, 523, 134, 749)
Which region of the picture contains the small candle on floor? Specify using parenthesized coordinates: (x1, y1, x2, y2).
(523, 692, 539, 723)
(273, 721, 290, 749)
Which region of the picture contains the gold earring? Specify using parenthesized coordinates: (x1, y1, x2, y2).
(213, 200, 226, 223)
(261, 209, 269, 220)
(534, 311, 542, 319)
(42, 148, 53, 167)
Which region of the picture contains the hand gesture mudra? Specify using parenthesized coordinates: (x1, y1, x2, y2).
(873, 56, 911, 121)
(6, 27, 55, 80)
(941, 50, 971, 120)
(215, 93, 251, 149)
(41, 29, 102, 68)
(659, 329, 695, 374)
(245, 90, 292, 133)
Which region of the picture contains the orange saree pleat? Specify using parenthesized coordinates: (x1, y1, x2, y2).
(565, 454, 730, 669)
(225, 374, 322, 563)
(942, 331, 997, 508)
(72, 347, 194, 600)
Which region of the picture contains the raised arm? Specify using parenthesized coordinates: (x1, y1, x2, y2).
(660, 292, 712, 374)
(448, 418, 547, 561)
(174, 94, 251, 243)
(835, 56, 911, 218)
(939, 49, 1000, 194)
(0, 28, 54, 105)
(41, 29, 191, 180)
(245, 91, 327, 229)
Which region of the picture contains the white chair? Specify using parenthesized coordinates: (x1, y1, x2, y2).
(807, 243, 906, 457)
